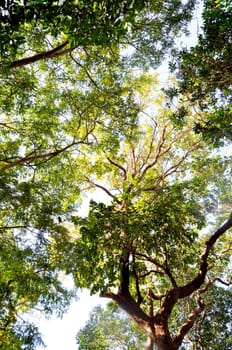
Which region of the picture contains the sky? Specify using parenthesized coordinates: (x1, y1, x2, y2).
(36, 191, 110, 350)
(37, 290, 108, 350)
(35, 5, 203, 350)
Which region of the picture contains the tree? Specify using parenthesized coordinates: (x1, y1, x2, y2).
(0, 0, 146, 64)
(0, 49, 142, 348)
(77, 286, 232, 350)
(65, 86, 232, 349)
(0, 0, 195, 69)
(76, 303, 146, 350)
(169, 0, 232, 143)
(0, 1, 231, 348)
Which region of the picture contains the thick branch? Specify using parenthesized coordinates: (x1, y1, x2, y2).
(155, 288, 179, 323)
(3, 41, 72, 69)
(119, 250, 130, 296)
(179, 212, 232, 299)
(163, 245, 178, 288)
(132, 253, 143, 304)
(157, 213, 232, 330)
(144, 336, 154, 350)
(105, 291, 154, 337)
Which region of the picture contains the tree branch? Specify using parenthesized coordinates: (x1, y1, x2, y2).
(173, 293, 205, 348)
(136, 252, 168, 276)
(149, 289, 165, 301)
(104, 291, 154, 337)
(3, 41, 73, 69)
(139, 124, 167, 181)
(107, 157, 127, 180)
(179, 212, 232, 299)
(132, 253, 143, 305)
(0, 141, 80, 172)
(131, 148, 137, 178)
(143, 142, 200, 191)
(153, 209, 232, 330)
(83, 175, 122, 205)
(0, 225, 28, 230)
(119, 250, 130, 296)
(70, 53, 101, 89)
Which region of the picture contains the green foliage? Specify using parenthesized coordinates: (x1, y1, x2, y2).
(170, 0, 232, 143)
(76, 303, 146, 350)
(0, 1, 231, 348)
(0, 321, 44, 350)
(69, 107, 231, 298)
(0, 226, 76, 348)
(0, 0, 146, 61)
(0, 0, 195, 68)
(190, 286, 232, 349)
(0, 41, 145, 348)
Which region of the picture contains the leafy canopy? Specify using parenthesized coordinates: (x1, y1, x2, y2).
(0, 0, 231, 348)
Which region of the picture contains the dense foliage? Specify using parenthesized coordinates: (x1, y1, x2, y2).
(0, 0, 231, 349)
(0, 0, 195, 68)
(170, 0, 232, 143)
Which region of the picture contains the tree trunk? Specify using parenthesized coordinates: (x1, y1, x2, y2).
(155, 324, 176, 350)
(155, 339, 175, 350)
(144, 336, 154, 350)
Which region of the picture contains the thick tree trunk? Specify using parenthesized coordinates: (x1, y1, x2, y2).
(155, 325, 175, 350)
(155, 338, 175, 350)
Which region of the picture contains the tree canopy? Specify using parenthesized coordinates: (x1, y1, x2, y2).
(0, 0, 195, 68)
(66, 93, 231, 349)
(0, 1, 231, 349)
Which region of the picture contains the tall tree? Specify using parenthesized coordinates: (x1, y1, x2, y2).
(77, 286, 232, 350)
(65, 83, 232, 349)
(0, 49, 141, 348)
(0, 1, 231, 348)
